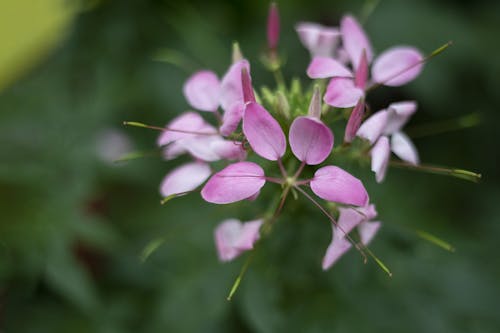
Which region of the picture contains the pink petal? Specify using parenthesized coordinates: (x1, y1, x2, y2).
(336, 207, 366, 238)
(201, 162, 266, 204)
(391, 131, 419, 164)
(243, 102, 287, 161)
(340, 15, 373, 69)
(295, 22, 341, 58)
(210, 139, 246, 161)
(384, 101, 417, 134)
(246, 190, 260, 201)
(183, 71, 221, 112)
(306, 57, 353, 79)
(289, 116, 334, 165)
(322, 231, 352, 270)
(358, 221, 381, 245)
(162, 142, 186, 160)
(214, 219, 263, 262)
(160, 162, 211, 197)
(267, 3, 280, 50)
(157, 112, 213, 147)
(324, 77, 364, 108)
(308, 85, 322, 119)
(310, 166, 369, 206)
(344, 99, 365, 143)
(354, 50, 369, 89)
(371, 47, 424, 86)
(359, 204, 378, 221)
(370, 136, 390, 183)
(220, 60, 250, 112)
(176, 136, 221, 162)
(241, 67, 256, 104)
(220, 102, 245, 136)
(356, 110, 389, 144)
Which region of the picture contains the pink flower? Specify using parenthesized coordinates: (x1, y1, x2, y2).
(357, 101, 420, 182)
(307, 15, 424, 108)
(214, 219, 263, 261)
(201, 71, 368, 207)
(322, 204, 381, 270)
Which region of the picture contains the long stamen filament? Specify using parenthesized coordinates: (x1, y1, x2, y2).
(123, 121, 218, 136)
(389, 160, 482, 183)
(227, 252, 254, 301)
(293, 185, 368, 263)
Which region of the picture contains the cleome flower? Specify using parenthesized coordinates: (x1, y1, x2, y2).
(305, 14, 424, 108)
(201, 68, 368, 209)
(357, 101, 419, 182)
(323, 204, 381, 269)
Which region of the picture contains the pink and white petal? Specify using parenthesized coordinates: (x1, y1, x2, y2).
(214, 219, 263, 262)
(391, 131, 419, 165)
(310, 166, 369, 206)
(358, 221, 381, 245)
(306, 57, 353, 79)
(371, 47, 424, 86)
(201, 162, 266, 204)
(160, 162, 211, 197)
(220, 102, 245, 136)
(370, 136, 391, 183)
(157, 112, 214, 147)
(177, 136, 221, 162)
(246, 190, 260, 202)
(220, 60, 250, 111)
(344, 99, 365, 143)
(296, 22, 341, 57)
(162, 142, 187, 160)
(384, 101, 417, 134)
(322, 234, 352, 270)
(210, 139, 246, 161)
(183, 70, 220, 112)
(214, 219, 244, 261)
(234, 219, 263, 250)
(243, 102, 287, 161)
(354, 50, 369, 89)
(340, 15, 373, 69)
(308, 85, 322, 119)
(336, 207, 366, 238)
(324, 77, 364, 108)
(289, 116, 334, 165)
(356, 110, 389, 144)
(359, 204, 378, 221)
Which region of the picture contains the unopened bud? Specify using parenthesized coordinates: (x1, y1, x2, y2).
(267, 2, 280, 51)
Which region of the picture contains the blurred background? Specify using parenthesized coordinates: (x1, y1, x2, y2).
(1, 0, 499, 332)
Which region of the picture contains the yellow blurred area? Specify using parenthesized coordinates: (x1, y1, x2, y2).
(0, 0, 78, 92)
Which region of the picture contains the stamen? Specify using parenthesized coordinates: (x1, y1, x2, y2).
(160, 191, 194, 205)
(405, 112, 481, 138)
(114, 149, 162, 163)
(123, 121, 218, 136)
(363, 247, 393, 277)
(227, 251, 254, 301)
(389, 160, 482, 183)
(293, 185, 368, 263)
(416, 229, 455, 252)
(140, 237, 166, 262)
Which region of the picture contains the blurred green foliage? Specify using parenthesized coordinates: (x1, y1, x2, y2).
(0, 0, 499, 332)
